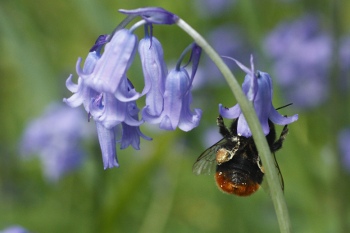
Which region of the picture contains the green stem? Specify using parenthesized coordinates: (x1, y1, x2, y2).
(176, 18, 291, 233)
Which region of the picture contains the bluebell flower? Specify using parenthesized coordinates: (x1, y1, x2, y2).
(142, 44, 203, 131)
(77, 29, 140, 101)
(138, 27, 167, 116)
(119, 7, 179, 25)
(64, 33, 149, 169)
(20, 103, 91, 182)
(95, 122, 119, 169)
(264, 15, 332, 109)
(120, 100, 152, 150)
(219, 56, 298, 137)
(92, 80, 151, 169)
(64, 37, 128, 127)
(64, 35, 108, 113)
(88, 80, 142, 129)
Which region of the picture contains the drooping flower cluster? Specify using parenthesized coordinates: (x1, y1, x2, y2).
(219, 56, 298, 137)
(64, 8, 202, 169)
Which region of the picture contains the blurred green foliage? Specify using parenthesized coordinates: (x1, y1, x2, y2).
(1, 0, 350, 232)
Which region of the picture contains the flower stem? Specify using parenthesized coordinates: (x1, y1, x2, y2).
(176, 18, 291, 233)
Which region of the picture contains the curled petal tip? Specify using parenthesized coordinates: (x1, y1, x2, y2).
(218, 103, 241, 119)
(104, 162, 119, 170)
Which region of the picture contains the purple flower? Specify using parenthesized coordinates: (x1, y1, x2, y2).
(77, 29, 139, 101)
(20, 103, 91, 182)
(64, 34, 109, 113)
(88, 79, 142, 129)
(93, 81, 151, 169)
(95, 122, 119, 169)
(142, 44, 203, 131)
(264, 15, 332, 109)
(64, 33, 149, 169)
(219, 56, 298, 137)
(138, 29, 167, 116)
(120, 101, 152, 150)
(119, 7, 179, 25)
(338, 128, 350, 172)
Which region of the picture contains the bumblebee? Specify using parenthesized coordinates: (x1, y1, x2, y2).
(193, 115, 288, 196)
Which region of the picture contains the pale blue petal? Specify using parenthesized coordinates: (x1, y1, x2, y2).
(63, 77, 84, 108)
(269, 107, 299, 125)
(78, 29, 138, 95)
(114, 75, 140, 102)
(178, 92, 202, 132)
(219, 103, 241, 119)
(139, 36, 167, 116)
(158, 69, 187, 130)
(237, 114, 251, 137)
(159, 115, 175, 130)
(65, 74, 79, 92)
(141, 106, 163, 124)
(95, 122, 119, 169)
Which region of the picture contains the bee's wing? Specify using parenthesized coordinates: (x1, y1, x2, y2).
(192, 138, 228, 175)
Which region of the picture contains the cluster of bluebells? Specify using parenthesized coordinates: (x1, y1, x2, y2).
(63, 7, 299, 170)
(20, 103, 92, 182)
(264, 15, 332, 109)
(265, 14, 350, 109)
(64, 8, 202, 169)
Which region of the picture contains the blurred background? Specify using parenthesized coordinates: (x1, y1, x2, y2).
(1, 0, 350, 232)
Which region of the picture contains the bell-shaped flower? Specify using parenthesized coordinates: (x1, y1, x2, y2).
(219, 55, 298, 137)
(88, 79, 143, 130)
(77, 29, 140, 101)
(119, 101, 152, 150)
(92, 80, 148, 169)
(142, 43, 202, 131)
(119, 7, 179, 25)
(138, 26, 167, 116)
(95, 122, 119, 169)
(162, 69, 202, 131)
(64, 34, 147, 169)
(63, 35, 108, 113)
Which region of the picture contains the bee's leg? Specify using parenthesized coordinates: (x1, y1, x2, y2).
(217, 115, 231, 138)
(256, 156, 265, 173)
(272, 125, 288, 152)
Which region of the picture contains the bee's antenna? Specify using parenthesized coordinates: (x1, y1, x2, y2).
(276, 103, 293, 111)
